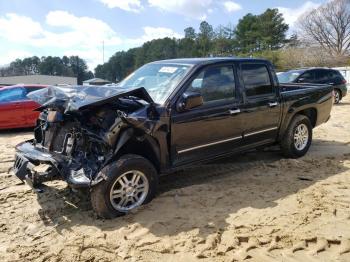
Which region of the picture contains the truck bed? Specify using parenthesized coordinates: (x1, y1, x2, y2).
(279, 83, 331, 93)
(278, 82, 333, 132)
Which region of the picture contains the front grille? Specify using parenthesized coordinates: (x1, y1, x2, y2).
(14, 154, 25, 172)
(13, 153, 30, 181)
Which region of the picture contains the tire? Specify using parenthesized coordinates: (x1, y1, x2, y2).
(280, 115, 312, 158)
(91, 154, 158, 219)
(334, 89, 341, 104)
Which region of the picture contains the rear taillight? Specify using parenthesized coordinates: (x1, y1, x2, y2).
(342, 79, 347, 84)
(332, 90, 335, 97)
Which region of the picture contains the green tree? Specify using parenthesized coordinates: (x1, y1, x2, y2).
(39, 56, 64, 76)
(235, 14, 260, 53)
(258, 8, 289, 50)
(213, 25, 235, 56)
(235, 9, 288, 53)
(68, 56, 90, 84)
(198, 21, 214, 56)
(184, 27, 196, 39)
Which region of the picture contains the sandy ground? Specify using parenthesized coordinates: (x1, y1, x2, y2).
(1, 96, 350, 262)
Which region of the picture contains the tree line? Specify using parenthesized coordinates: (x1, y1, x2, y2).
(0, 56, 94, 84)
(95, 8, 290, 82)
(1, 0, 349, 84)
(96, 0, 350, 81)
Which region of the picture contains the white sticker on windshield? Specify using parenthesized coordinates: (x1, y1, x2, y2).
(159, 66, 178, 73)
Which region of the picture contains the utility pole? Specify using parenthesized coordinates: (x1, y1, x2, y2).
(76, 56, 79, 84)
(102, 40, 105, 64)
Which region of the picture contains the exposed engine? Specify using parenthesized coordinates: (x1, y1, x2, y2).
(32, 98, 146, 185)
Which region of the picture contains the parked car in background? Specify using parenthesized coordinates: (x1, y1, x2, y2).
(0, 85, 47, 129)
(277, 68, 347, 104)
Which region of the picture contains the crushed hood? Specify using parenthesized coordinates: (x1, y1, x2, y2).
(28, 85, 154, 113)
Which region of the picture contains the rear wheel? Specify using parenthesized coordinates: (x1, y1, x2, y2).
(91, 154, 158, 218)
(280, 115, 312, 158)
(334, 89, 341, 104)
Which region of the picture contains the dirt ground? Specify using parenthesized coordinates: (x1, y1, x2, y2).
(1, 96, 350, 262)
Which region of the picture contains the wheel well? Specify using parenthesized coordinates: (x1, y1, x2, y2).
(116, 138, 160, 172)
(297, 108, 317, 127)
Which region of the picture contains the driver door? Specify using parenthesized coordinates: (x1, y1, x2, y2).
(0, 87, 27, 129)
(170, 64, 244, 166)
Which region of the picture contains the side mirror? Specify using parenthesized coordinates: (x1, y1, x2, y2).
(297, 77, 305, 83)
(177, 92, 203, 112)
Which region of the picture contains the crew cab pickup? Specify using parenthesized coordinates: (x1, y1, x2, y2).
(13, 58, 333, 218)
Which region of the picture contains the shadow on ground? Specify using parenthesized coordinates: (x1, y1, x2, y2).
(0, 127, 34, 135)
(33, 139, 350, 239)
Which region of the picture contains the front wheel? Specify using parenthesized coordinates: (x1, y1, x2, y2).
(280, 115, 312, 158)
(91, 154, 158, 218)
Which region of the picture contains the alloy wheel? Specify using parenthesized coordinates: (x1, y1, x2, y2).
(294, 123, 309, 151)
(109, 170, 149, 212)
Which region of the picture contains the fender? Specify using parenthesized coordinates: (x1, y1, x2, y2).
(92, 128, 161, 185)
(114, 128, 134, 154)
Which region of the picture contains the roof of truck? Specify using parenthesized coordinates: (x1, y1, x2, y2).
(151, 57, 270, 66)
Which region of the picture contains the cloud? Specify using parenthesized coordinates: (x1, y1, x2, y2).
(278, 1, 320, 29)
(99, 0, 241, 20)
(44, 11, 122, 48)
(148, 0, 214, 20)
(0, 13, 44, 43)
(98, 0, 143, 12)
(0, 50, 33, 67)
(127, 26, 183, 45)
(0, 12, 182, 69)
(223, 1, 242, 13)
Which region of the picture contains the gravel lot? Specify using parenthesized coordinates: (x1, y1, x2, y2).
(1, 96, 350, 261)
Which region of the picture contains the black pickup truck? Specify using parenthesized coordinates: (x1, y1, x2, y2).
(13, 58, 333, 218)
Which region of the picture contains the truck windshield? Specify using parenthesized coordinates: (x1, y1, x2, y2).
(117, 63, 192, 104)
(278, 70, 302, 83)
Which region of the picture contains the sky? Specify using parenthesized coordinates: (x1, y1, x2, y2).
(0, 0, 327, 71)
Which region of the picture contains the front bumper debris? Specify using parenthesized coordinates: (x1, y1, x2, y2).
(13, 140, 93, 189)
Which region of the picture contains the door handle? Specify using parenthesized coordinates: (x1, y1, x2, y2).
(229, 109, 241, 115)
(268, 102, 278, 107)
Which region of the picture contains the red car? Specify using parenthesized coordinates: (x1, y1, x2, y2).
(0, 85, 47, 129)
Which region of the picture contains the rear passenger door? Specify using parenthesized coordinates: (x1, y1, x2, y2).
(239, 63, 282, 145)
(0, 87, 27, 128)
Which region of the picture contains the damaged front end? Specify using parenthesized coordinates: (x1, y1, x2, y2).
(13, 85, 160, 189)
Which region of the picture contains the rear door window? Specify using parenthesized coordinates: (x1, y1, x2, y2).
(241, 63, 273, 97)
(328, 70, 344, 82)
(0, 88, 27, 102)
(187, 65, 236, 103)
(314, 70, 329, 83)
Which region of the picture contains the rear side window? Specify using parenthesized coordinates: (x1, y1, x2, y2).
(328, 70, 343, 79)
(241, 64, 273, 96)
(314, 70, 329, 82)
(187, 65, 236, 103)
(0, 88, 27, 102)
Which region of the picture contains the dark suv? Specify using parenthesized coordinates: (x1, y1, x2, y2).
(278, 68, 347, 104)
